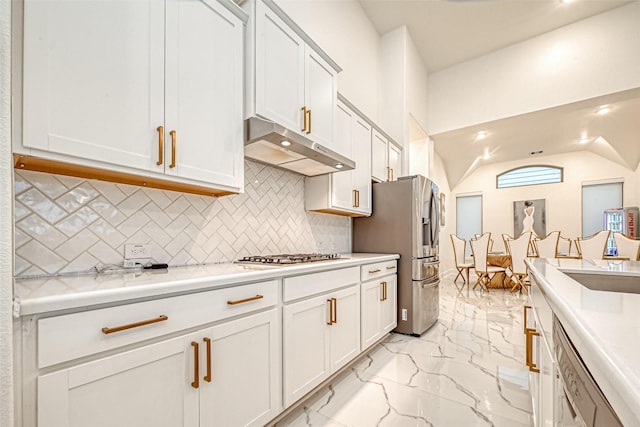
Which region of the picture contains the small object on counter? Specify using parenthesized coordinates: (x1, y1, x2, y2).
(144, 263, 169, 269)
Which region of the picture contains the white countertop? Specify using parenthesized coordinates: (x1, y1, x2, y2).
(526, 258, 640, 426)
(14, 253, 399, 316)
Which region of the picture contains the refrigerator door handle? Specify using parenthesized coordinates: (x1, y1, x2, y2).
(421, 280, 440, 289)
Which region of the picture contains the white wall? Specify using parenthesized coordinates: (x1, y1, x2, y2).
(275, 0, 381, 122)
(379, 26, 407, 144)
(0, 0, 14, 424)
(428, 1, 640, 134)
(451, 151, 640, 254)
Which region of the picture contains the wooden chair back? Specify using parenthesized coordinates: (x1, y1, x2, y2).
(507, 232, 532, 275)
(534, 231, 560, 258)
(450, 234, 467, 267)
(576, 230, 610, 260)
(470, 233, 491, 274)
(613, 232, 640, 260)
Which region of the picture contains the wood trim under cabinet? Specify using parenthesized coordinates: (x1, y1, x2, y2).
(307, 207, 369, 217)
(13, 154, 236, 198)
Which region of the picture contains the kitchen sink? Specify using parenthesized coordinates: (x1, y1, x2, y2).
(564, 272, 640, 294)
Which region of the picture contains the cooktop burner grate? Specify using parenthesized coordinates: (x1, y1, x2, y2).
(236, 253, 341, 265)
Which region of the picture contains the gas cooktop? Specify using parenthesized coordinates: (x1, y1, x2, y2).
(236, 253, 342, 265)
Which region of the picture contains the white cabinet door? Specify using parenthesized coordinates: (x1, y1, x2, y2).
(255, 1, 305, 134)
(199, 309, 280, 427)
(283, 295, 331, 407)
(38, 336, 197, 427)
(360, 280, 382, 350)
(371, 129, 388, 182)
(352, 116, 372, 214)
(22, 0, 165, 172)
(304, 48, 337, 148)
(329, 286, 361, 373)
(164, 0, 244, 189)
(361, 275, 396, 350)
(388, 143, 402, 182)
(380, 275, 397, 334)
(330, 102, 356, 210)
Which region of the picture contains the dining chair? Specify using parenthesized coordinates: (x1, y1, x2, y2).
(506, 232, 532, 294)
(451, 235, 474, 285)
(576, 230, 611, 260)
(475, 233, 494, 253)
(533, 231, 560, 258)
(557, 235, 573, 256)
(470, 233, 504, 292)
(501, 234, 514, 255)
(613, 232, 640, 260)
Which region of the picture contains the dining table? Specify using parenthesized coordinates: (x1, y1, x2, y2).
(487, 252, 512, 289)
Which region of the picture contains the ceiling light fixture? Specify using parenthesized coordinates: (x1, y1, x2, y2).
(476, 131, 487, 140)
(596, 105, 611, 115)
(579, 136, 589, 144)
(335, 163, 343, 169)
(483, 149, 490, 160)
(280, 140, 291, 147)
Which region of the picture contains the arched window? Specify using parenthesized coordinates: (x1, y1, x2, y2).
(497, 165, 563, 189)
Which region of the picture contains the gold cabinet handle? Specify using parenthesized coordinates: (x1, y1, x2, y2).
(390, 168, 394, 181)
(227, 294, 264, 305)
(191, 341, 200, 389)
(203, 337, 212, 383)
(356, 189, 360, 207)
(386, 266, 396, 270)
(156, 126, 164, 166)
(170, 130, 177, 168)
(387, 166, 391, 181)
(301, 106, 308, 132)
(369, 269, 381, 274)
(101, 314, 168, 334)
(326, 298, 337, 325)
(352, 189, 357, 208)
(332, 297, 337, 324)
(383, 281, 387, 301)
(306, 109, 312, 134)
(525, 329, 540, 373)
(523, 305, 531, 334)
(380, 282, 385, 301)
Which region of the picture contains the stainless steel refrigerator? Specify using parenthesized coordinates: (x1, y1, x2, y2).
(353, 175, 440, 336)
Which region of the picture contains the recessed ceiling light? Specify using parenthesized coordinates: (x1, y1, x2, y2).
(476, 131, 487, 140)
(561, 0, 574, 4)
(483, 148, 490, 160)
(596, 105, 611, 115)
(280, 140, 291, 147)
(335, 163, 343, 169)
(579, 136, 589, 144)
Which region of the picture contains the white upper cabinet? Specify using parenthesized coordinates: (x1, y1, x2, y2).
(371, 129, 402, 182)
(19, 0, 245, 194)
(305, 98, 371, 216)
(248, 0, 339, 150)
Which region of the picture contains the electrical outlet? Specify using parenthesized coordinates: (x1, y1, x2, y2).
(401, 308, 408, 321)
(124, 244, 152, 260)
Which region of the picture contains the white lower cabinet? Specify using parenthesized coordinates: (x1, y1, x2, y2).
(283, 285, 360, 407)
(361, 275, 397, 350)
(38, 335, 196, 427)
(37, 307, 280, 427)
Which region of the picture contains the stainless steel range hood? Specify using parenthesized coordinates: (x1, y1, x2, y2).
(244, 117, 355, 176)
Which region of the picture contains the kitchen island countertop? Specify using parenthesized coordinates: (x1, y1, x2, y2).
(14, 253, 399, 316)
(526, 257, 640, 426)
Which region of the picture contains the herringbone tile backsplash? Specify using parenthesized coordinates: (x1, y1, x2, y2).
(14, 160, 350, 277)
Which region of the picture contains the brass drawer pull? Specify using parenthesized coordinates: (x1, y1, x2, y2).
(380, 282, 385, 301)
(368, 269, 381, 274)
(353, 189, 358, 208)
(386, 266, 396, 270)
(227, 294, 264, 305)
(525, 329, 541, 373)
(101, 315, 168, 334)
(191, 341, 199, 389)
(327, 298, 337, 325)
(156, 126, 164, 166)
(203, 337, 212, 383)
(307, 108, 312, 134)
(170, 130, 177, 168)
(332, 297, 337, 324)
(383, 281, 387, 301)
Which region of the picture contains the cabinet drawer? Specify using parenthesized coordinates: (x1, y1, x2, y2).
(283, 267, 359, 302)
(361, 260, 397, 282)
(38, 280, 277, 368)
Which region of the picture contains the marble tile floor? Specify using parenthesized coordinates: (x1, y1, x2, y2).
(275, 272, 533, 427)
